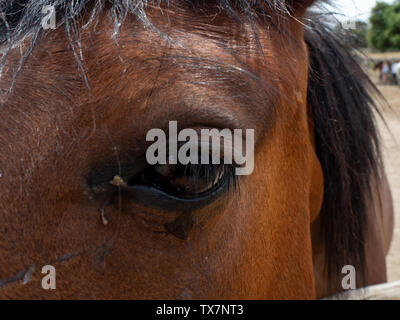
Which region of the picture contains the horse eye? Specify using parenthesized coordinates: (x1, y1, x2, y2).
(128, 163, 235, 198)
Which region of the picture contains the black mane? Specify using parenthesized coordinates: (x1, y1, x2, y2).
(305, 17, 382, 289)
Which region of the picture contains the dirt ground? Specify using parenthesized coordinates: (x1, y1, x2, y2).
(375, 83, 400, 282)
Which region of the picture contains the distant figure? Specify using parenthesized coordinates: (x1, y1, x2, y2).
(373, 60, 383, 81)
(382, 60, 391, 84)
(391, 61, 400, 85)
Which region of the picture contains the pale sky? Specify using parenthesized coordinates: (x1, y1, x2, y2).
(324, 0, 395, 22)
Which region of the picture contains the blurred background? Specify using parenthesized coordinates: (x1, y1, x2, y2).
(320, 0, 400, 283)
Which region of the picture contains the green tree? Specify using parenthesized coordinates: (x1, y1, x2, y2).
(368, 0, 400, 51)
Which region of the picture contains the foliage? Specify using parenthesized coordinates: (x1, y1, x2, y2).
(368, 0, 400, 51)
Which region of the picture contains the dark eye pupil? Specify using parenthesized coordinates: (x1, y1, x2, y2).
(132, 163, 227, 197)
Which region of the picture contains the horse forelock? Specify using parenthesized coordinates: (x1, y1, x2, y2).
(0, 1, 325, 75)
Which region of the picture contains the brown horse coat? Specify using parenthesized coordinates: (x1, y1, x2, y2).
(0, 0, 394, 299)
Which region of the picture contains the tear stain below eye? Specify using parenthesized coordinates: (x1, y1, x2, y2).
(164, 212, 194, 240)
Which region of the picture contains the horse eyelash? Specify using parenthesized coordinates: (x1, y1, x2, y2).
(172, 162, 239, 193)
